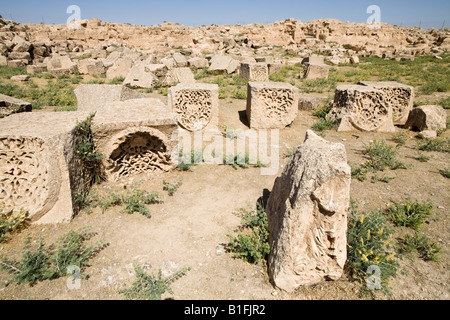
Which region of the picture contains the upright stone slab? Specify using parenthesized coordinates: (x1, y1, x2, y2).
(329, 85, 396, 132)
(0, 111, 92, 224)
(302, 62, 330, 80)
(162, 67, 196, 86)
(92, 99, 178, 181)
(405, 105, 447, 132)
(0, 93, 32, 117)
(74, 84, 147, 112)
(240, 63, 269, 82)
(266, 130, 351, 292)
(168, 83, 219, 132)
(246, 82, 299, 129)
(124, 64, 158, 89)
(358, 81, 415, 125)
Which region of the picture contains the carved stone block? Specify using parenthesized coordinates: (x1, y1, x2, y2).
(358, 81, 414, 125)
(240, 63, 269, 82)
(302, 62, 330, 80)
(329, 85, 396, 132)
(167, 83, 219, 132)
(267, 130, 351, 292)
(246, 82, 299, 129)
(0, 111, 92, 224)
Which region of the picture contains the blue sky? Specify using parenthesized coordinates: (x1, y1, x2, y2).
(1, 0, 449, 29)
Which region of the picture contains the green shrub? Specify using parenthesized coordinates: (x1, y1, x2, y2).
(75, 113, 104, 163)
(400, 233, 441, 262)
(0, 65, 27, 79)
(232, 87, 247, 100)
(119, 265, 190, 300)
(386, 199, 433, 230)
(439, 168, 450, 178)
(227, 205, 270, 264)
(417, 138, 450, 153)
(109, 76, 125, 85)
(0, 228, 105, 285)
(417, 151, 430, 163)
(392, 132, 408, 147)
(346, 202, 399, 297)
(312, 118, 336, 133)
(362, 140, 407, 172)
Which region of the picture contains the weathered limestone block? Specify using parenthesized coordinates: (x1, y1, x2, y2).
(0, 55, 7, 66)
(298, 94, 323, 111)
(92, 99, 178, 181)
(77, 58, 105, 76)
(405, 105, 447, 132)
(267, 63, 282, 75)
(266, 130, 351, 292)
(173, 53, 188, 67)
(123, 64, 158, 88)
(302, 62, 330, 80)
(10, 75, 30, 82)
(240, 63, 269, 82)
(246, 82, 299, 129)
(106, 57, 133, 80)
(145, 64, 168, 77)
(329, 85, 396, 132)
(162, 67, 196, 86)
(358, 81, 415, 125)
(0, 94, 32, 117)
(26, 65, 45, 74)
(168, 83, 219, 131)
(74, 84, 147, 112)
(7, 60, 25, 68)
(188, 57, 209, 69)
(0, 111, 92, 224)
(302, 55, 325, 65)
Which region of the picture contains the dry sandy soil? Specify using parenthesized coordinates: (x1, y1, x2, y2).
(0, 93, 449, 301)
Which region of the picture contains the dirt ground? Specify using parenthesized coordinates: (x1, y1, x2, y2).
(0, 93, 449, 301)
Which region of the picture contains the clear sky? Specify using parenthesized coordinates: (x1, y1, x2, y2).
(1, 0, 449, 29)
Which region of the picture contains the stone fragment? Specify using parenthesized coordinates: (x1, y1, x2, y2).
(173, 53, 188, 67)
(7, 60, 25, 68)
(106, 57, 133, 80)
(0, 93, 32, 117)
(298, 94, 323, 111)
(26, 65, 45, 74)
(162, 67, 196, 86)
(0, 55, 7, 66)
(405, 105, 447, 132)
(267, 63, 282, 75)
(328, 85, 395, 132)
(74, 84, 147, 112)
(10, 75, 29, 82)
(0, 111, 92, 224)
(358, 81, 414, 125)
(123, 64, 158, 89)
(266, 130, 351, 292)
(246, 82, 299, 129)
(188, 57, 209, 69)
(240, 63, 269, 82)
(209, 55, 240, 74)
(145, 64, 168, 77)
(168, 83, 219, 131)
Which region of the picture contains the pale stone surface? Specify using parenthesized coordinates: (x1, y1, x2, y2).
(246, 82, 299, 129)
(302, 62, 330, 80)
(188, 57, 209, 69)
(209, 55, 240, 74)
(10, 75, 30, 82)
(298, 94, 323, 111)
(92, 98, 178, 181)
(123, 64, 158, 88)
(358, 81, 415, 125)
(168, 83, 219, 131)
(74, 84, 147, 112)
(0, 93, 32, 117)
(0, 55, 7, 66)
(240, 63, 269, 82)
(267, 63, 282, 75)
(329, 85, 396, 132)
(0, 111, 92, 224)
(163, 67, 196, 86)
(106, 57, 133, 80)
(145, 64, 168, 77)
(26, 65, 45, 74)
(266, 130, 350, 292)
(173, 53, 188, 67)
(405, 105, 447, 132)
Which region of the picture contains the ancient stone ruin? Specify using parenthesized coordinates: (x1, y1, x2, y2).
(329, 85, 396, 132)
(246, 82, 299, 129)
(0, 94, 32, 118)
(266, 130, 351, 292)
(240, 62, 269, 82)
(168, 83, 219, 131)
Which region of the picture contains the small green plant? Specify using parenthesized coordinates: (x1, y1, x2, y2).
(350, 163, 368, 182)
(312, 118, 336, 133)
(227, 204, 270, 264)
(386, 199, 433, 230)
(362, 140, 407, 172)
(0, 228, 105, 285)
(109, 76, 125, 85)
(0, 208, 28, 243)
(98, 186, 162, 218)
(163, 179, 183, 196)
(119, 265, 190, 300)
(232, 87, 247, 100)
(371, 174, 395, 184)
(400, 233, 441, 262)
(346, 201, 399, 297)
(439, 168, 450, 178)
(177, 148, 203, 171)
(75, 113, 104, 162)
